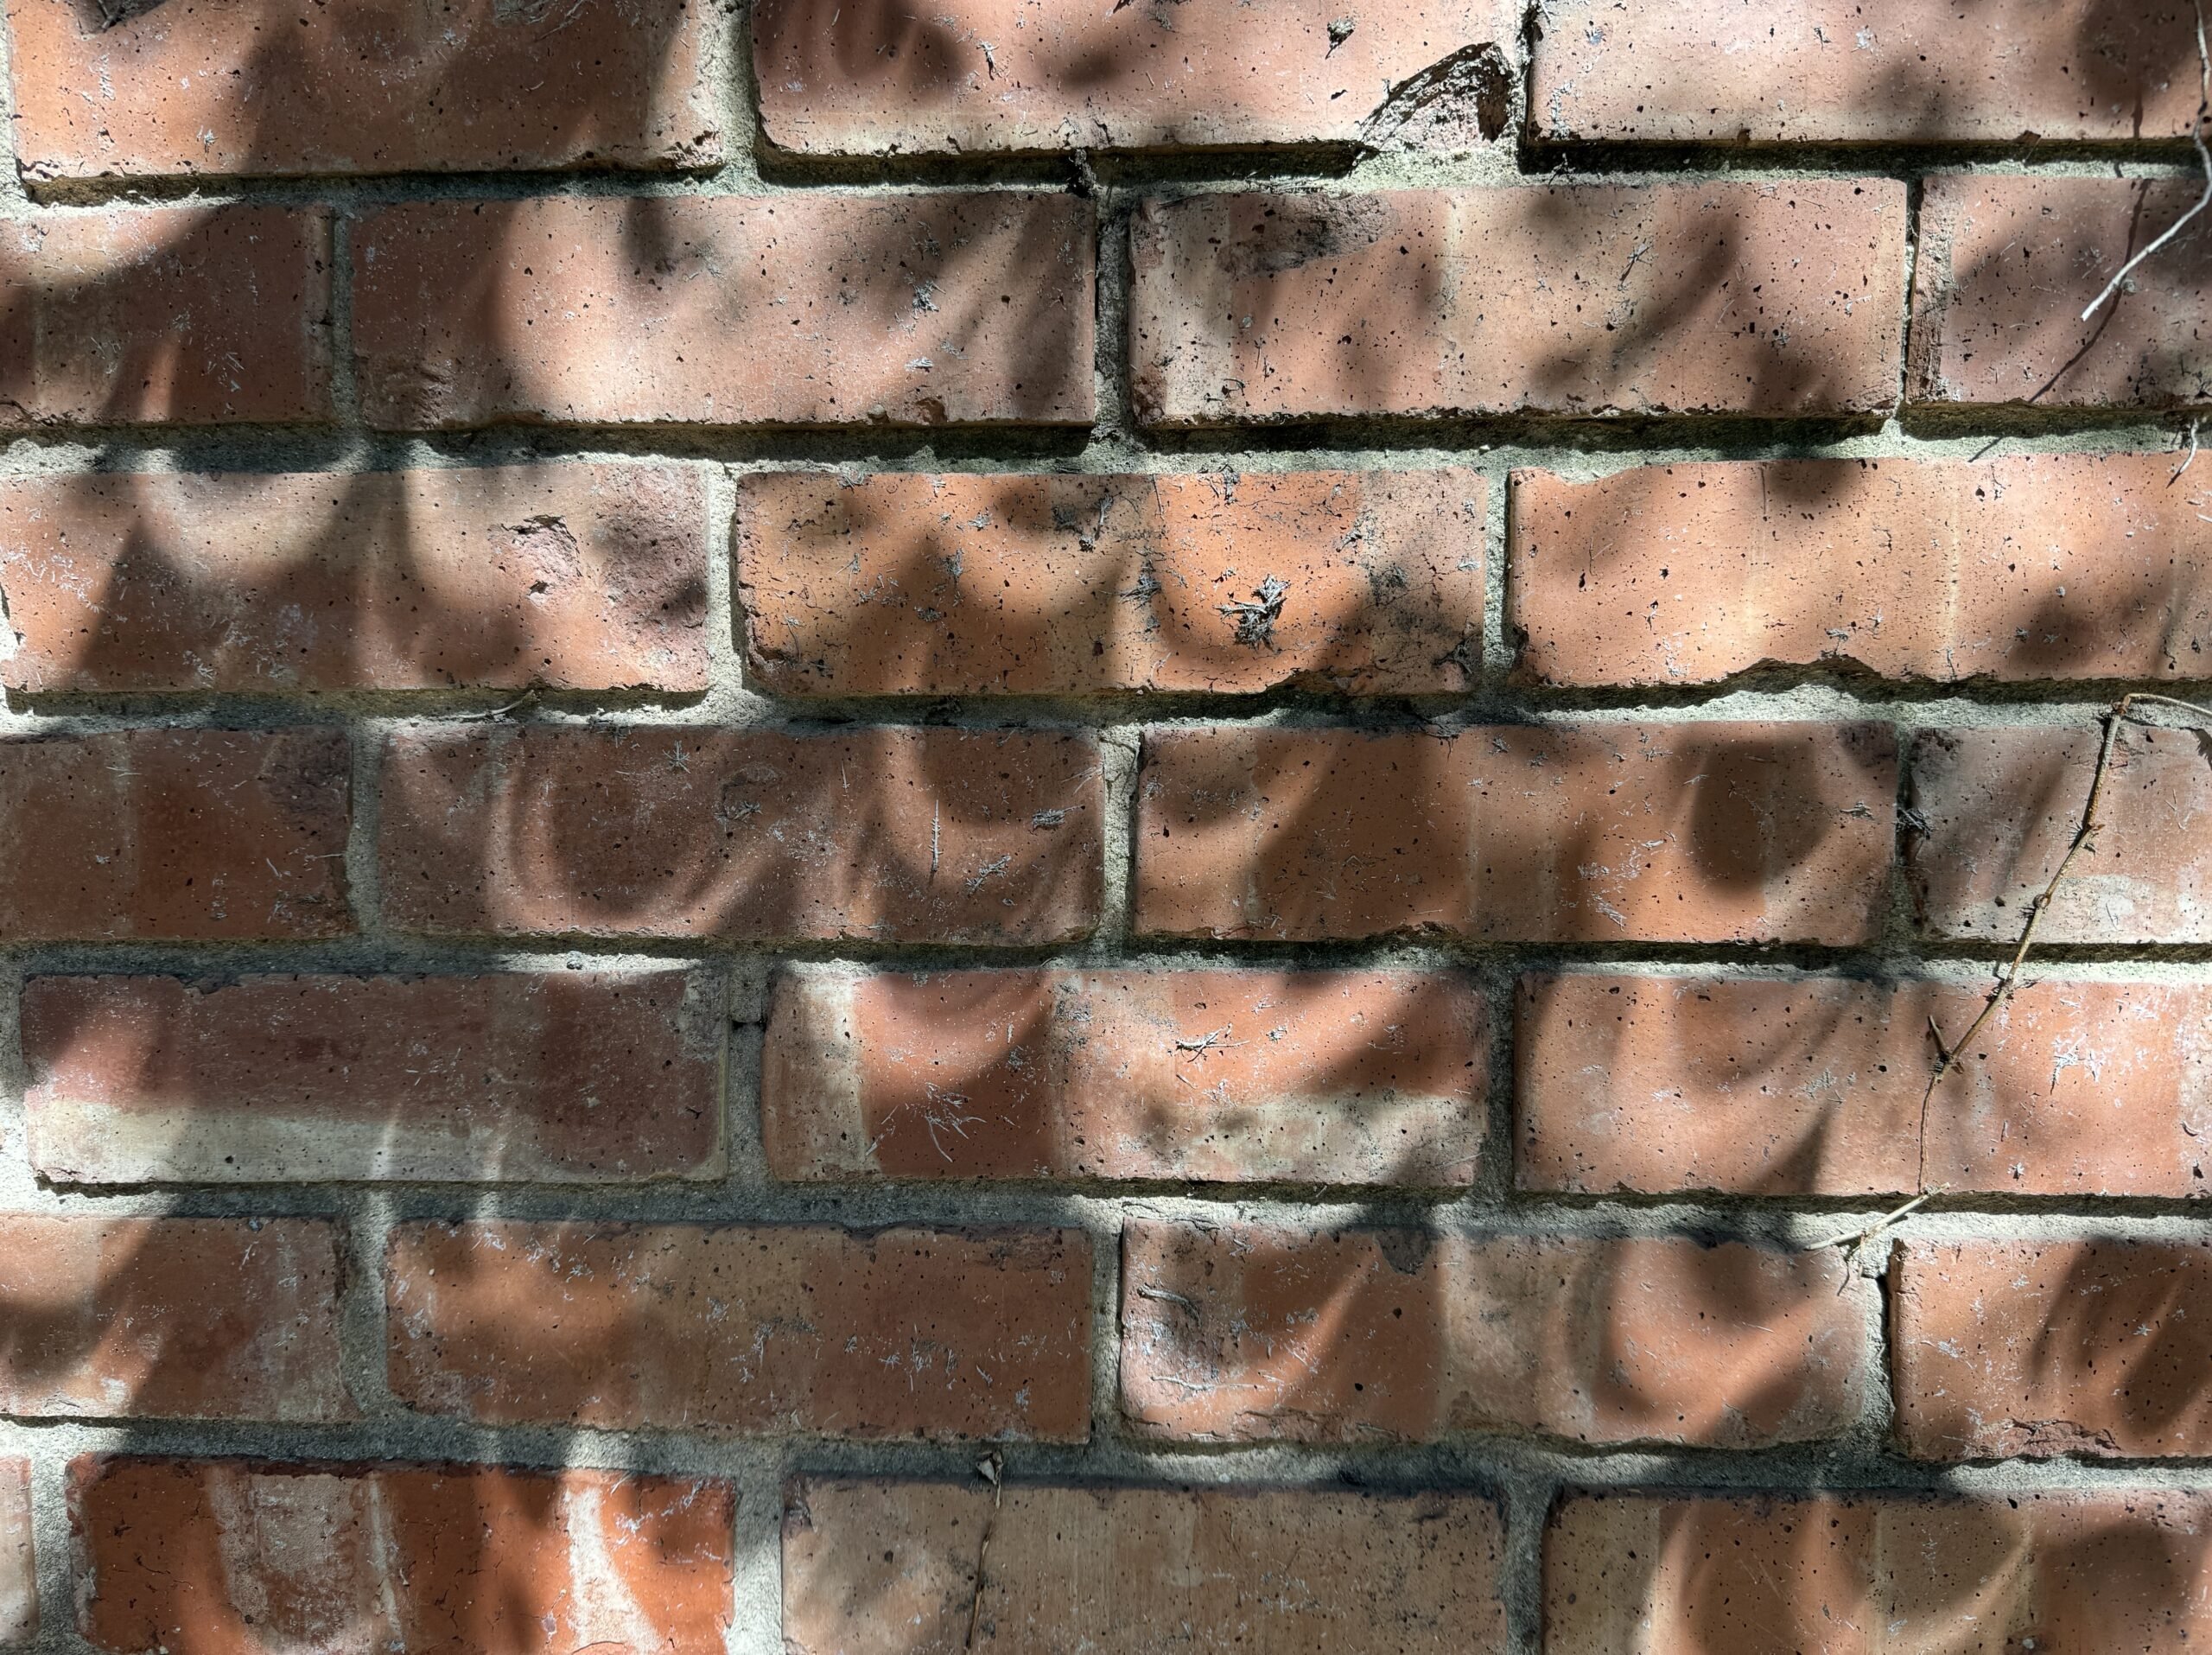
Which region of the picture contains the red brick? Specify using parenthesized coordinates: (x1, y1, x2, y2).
(0, 729, 351, 942)
(0, 207, 330, 427)
(763, 965, 1484, 1187)
(8, 0, 720, 184)
(1135, 722, 1895, 944)
(0, 465, 709, 694)
(1128, 182, 1906, 424)
(0, 1461, 29, 1649)
(0, 1217, 350, 1423)
(1910, 175, 2212, 411)
(352, 194, 1095, 430)
(1121, 1225, 1868, 1448)
(1510, 454, 2212, 686)
(784, 1480, 1507, 1654)
(22, 968, 726, 1186)
(1532, 0, 2201, 145)
(1894, 1238, 2212, 1461)
(736, 469, 1484, 696)
(386, 1222, 1091, 1441)
(1545, 1490, 2212, 1653)
(1908, 723, 2212, 944)
(1519, 974, 2212, 1200)
(753, 0, 1520, 156)
(73, 1458, 734, 1655)
(378, 724, 1100, 943)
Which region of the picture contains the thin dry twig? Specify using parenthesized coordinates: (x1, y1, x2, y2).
(1917, 692, 2212, 1190)
(2082, 0, 2212, 321)
(2175, 417, 2203, 483)
(963, 1450, 1004, 1652)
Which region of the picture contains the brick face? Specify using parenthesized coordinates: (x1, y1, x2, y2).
(1892, 1239, 2212, 1460)
(73, 1458, 735, 1655)
(0, 207, 330, 426)
(1509, 455, 2212, 686)
(783, 1480, 1508, 1653)
(386, 1222, 1093, 1441)
(0, 730, 352, 941)
(0, 1462, 30, 1651)
(5, 0, 721, 183)
(737, 469, 1484, 696)
(1135, 722, 1896, 943)
(0, 465, 710, 693)
(1129, 182, 1907, 423)
(378, 725, 1103, 943)
(0, 1217, 351, 1423)
(1121, 1225, 1869, 1448)
(753, 0, 1521, 156)
(1531, 0, 2202, 145)
(351, 194, 1096, 430)
(22, 969, 728, 1185)
(763, 965, 1485, 1186)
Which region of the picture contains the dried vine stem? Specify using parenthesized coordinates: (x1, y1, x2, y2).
(1916, 691, 2212, 1194)
(2081, 0, 2212, 321)
(963, 1450, 1004, 1652)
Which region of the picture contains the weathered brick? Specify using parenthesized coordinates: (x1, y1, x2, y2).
(736, 469, 1484, 696)
(22, 969, 726, 1185)
(753, 0, 1520, 156)
(352, 194, 1095, 430)
(784, 1480, 1508, 1654)
(0, 207, 331, 426)
(1908, 723, 2212, 944)
(1546, 1490, 2212, 1653)
(0, 729, 352, 942)
(73, 1458, 734, 1655)
(1532, 0, 2201, 145)
(763, 965, 1484, 1186)
(386, 1222, 1091, 1441)
(0, 465, 709, 694)
(1519, 974, 2212, 1200)
(1910, 175, 2212, 411)
(1128, 182, 1906, 424)
(1135, 722, 1895, 944)
(379, 725, 1100, 943)
(0, 1217, 350, 1423)
(1894, 1238, 2212, 1461)
(8, 0, 721, 184)
(1121, 1225, 1868, 1448)
(1509, 455, 2212, 686)
(0, 1462, 30, 1650)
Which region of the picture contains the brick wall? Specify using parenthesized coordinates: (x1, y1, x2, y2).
(1, 0, 2209, 1649)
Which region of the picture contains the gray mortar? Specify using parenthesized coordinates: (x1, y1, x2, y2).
(0, 1, 2209, 1651)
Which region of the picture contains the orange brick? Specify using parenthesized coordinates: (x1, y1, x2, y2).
(754, 0, 1520, 155)
(1894, 1239, 2212, 1460)
(0, 730, 351, 942)
(0, 207, 330, 426)
(1519, 974, 2212, 1200)
(1910, 175, 2212, 411)
(0, 465, 709, 693)
(0, 1461, 29, 1649)
(1121, 1225, 1868, 1448)
(1510, 455, 2212, 685)
(763, 966, 1485, 1186)
(784, 1480, 1507, 1654)
(378, 725, 1102, 943)
(352, 194, 1095, 430)
(1135, 722, 1896, 944)
(22, 969, 727, 1185)
(387, 1222, 1092, 1441)
(1129, 182, 1906, 424)
(6, 0, 721, 183)
(736, 469, 1484, 696)
(1546, 1490, 2212, 1653)
(0, 1217, 351, 1423)
(73, 1458, 734, 1655)
(1908, 724, 2212, 943)
(1532, 0, 2200, 145)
